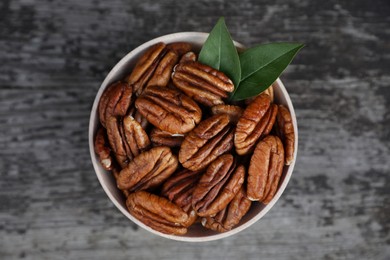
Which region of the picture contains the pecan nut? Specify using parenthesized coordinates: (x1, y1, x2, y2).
(121, 115, 151, 160)
(117, 146, 178, 192)
(247, 135, 284, 203)
(135, 86, 202, 134)
(98, 82, 133, 128)
(201, 187, 251, 232)
(125, 42, 167, 95)
(94, 127, 113, 170)
(211, 104, 244, 124)
(179, 52, 197, 63)
(128, 106, 149, 130)
(179, 113, 234, 171)
(172, 61, 234, 106)
(166, 42, 192, 56)
(161, 169, 203, 227)
(192, 154, 245, 217)
(126, 191, 189, 235)
(106, 116, 129, 168)
(276, 105, 295, 165)
(234, 93, 278, 155)
(150, 128, 184, 148)
(125, 42, 191, 96)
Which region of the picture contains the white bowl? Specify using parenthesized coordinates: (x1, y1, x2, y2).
(89, 32, 298, 242)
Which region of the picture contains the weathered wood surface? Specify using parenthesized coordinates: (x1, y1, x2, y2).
(0, 0, 389, 259)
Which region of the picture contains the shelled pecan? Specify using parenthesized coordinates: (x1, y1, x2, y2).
(121, 115, 151, 159)
(150, 128, 184, 148)
(276, 105, 295, 165)
(172, 61, 234, 106)
(247, 135, 284, 203)
(106, 116, 129, 168)
(179, 52, 197, 63)
(192, 154, 245, 217)
(179, 114, 234, 171)
(117, 146, 178, 192)
(126, 191, 189, 235)
(98, 82, 133, 128)
(94, 127, 113, 170)
(135, 86, 202, 134)
(126, 42, 192, 96)
(234, 93, 278, 155)
(161, 169, 202, 227)
(201, 187, 251, 232)
(211, 104, 244, 124)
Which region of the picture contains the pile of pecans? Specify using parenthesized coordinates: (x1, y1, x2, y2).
(94, 42, 295, 235)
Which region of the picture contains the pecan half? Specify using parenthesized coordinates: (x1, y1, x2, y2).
(128, 106, 149, 130)
(179, 114, 234, 171)
(117, 146, 178, 192)
(211, 104, 244, 124)
(121, 115, 151, 160)
(234, 93, 278, 155)
(98, 82, 133, 128)
(150, 128, 184, 147)
(135, 86, 202, 134)
(106, 116, 129, 168)
(166, 42, 192, 56)
(94, 127, 113, 170)
(172, 61, 234, 106)
(145, 49, 179, 89)
(179, 52, 197, 63)
(161, 169, 202, 227)
(125, 42, 167, 95)
(126, 191, 189, 235)
(276, 105, 295, 165)
(192, 154, 245, 217)
(125, 42, 190, 96)
(201, 187, 251, 232)
(247, 135, 284, 203)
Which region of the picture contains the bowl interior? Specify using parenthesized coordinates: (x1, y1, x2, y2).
(89, 32, 298, 242)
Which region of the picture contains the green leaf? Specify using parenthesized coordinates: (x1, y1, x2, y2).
(229, 43, 304, 101)
(198, 17, 241, 87)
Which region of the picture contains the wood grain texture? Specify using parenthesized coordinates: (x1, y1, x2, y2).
(1, 0, 389, 259)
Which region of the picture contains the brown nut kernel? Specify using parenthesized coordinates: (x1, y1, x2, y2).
(126, 191, 189, 235)
(106, 116, 129, 168)
(117, 146, 178, 192)
(161, 169, 202, 227)
(247, 135, 284, 203)
(172, 61, 234, 106)
(94, 127, 113, 170)
(179, 114, 234, 171)
(201, 187, 251, 232)
(135, 86, 202, 134)
(192, 154, 245, 217)
(122, 115, 151, 160)
(125, 42, 167, 95)
(98, 82, 133, 128)
(146, 50, 179, 89)
(276, 105, 295, 165)
(166, 42, 192, 56)
(234, 93, 278, 155)
(150, 128, 184, 148)
(128, 106, 149, 130)
(179, 52, 197, 63)
(211, 104, 244, 124)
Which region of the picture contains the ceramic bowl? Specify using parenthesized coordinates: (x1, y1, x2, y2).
(89, 32, 298, 242)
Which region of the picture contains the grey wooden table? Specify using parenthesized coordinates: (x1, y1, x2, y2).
(1, 0, 389, 259)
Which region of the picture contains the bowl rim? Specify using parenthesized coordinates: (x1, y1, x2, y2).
(89, 32, 298, 242)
